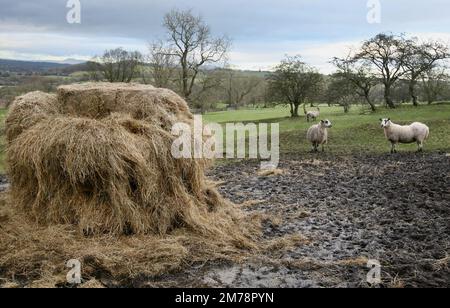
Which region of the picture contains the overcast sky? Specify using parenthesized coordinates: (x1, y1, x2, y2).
(1, 0, 450, 73)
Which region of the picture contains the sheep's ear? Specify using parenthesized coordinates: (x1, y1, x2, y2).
(379, 118, 382, 122)
(320, 120, 324, 123)
(388, 118, 391, 121)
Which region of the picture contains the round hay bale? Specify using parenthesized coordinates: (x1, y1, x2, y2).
(5, 83, 251, 238)
(5, 92, 59, 143)
(57, 82, 192, 128)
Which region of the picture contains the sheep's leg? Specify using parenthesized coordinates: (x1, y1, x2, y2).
(321, 143, 325, 152)
(390, 143, 397, 154)
(417, 141, 424, 153)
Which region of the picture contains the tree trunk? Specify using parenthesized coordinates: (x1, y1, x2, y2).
(181, 54, 189, 99)
(289, 103, 294, 117)
(182, 72, 189, 98)
(365, 90, 376, 112)
(409, 80, 418, 107)
(367, 99, 376, 112)
(292, 103, 300, 117)
(384, 84, 395, 109)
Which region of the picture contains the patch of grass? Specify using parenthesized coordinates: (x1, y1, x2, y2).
(204, 104, 450, 156)
(205, 106, 290, 123)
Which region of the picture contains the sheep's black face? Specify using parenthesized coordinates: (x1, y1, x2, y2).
(380, 118, 391, 128)
(321, 119, 332, 128)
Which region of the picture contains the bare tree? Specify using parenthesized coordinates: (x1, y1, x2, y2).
(190, 69, 225, 113)
(325, 73, 359, 113)
(268, 55, 323, 117)
(86, 61, 103, 81)
(332, 54, 378, 111)
(356, 33, 409, 108)
(90, 48, 143, 83)
(225, 69, 261, 108)
(421, 67, 449, 104)
(144, 42, 176, 88)
(402, 40, 449, 106)
(161, 9, 231, 101)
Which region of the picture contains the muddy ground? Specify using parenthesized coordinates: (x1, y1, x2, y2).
(1, 153, 449, 288)
(139, 152, 449, 288)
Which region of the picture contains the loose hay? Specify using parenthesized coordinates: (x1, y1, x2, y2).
(257, 168, 284, 177)
(1, 83, 286, 287)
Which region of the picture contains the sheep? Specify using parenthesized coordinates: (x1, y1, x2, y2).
(380, 118, 430, 154)
(307, 119, 332, 152)
(304, 106, 320, 122)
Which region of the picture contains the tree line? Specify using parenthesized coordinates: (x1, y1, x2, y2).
(87, 9, 450, 117)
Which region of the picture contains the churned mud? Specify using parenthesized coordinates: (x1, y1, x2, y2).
(137, 153, 449, 288)
(1, 153, 449, 288)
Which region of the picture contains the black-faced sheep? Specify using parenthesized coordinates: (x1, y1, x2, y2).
(307, 119, 332, 152)
(380, 118, 430, 153)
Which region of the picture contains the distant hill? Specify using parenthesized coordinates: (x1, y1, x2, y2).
(0, 58, 269, 77)
(0, 59, 71, 73)
(55, 58, 87, 65)
(48, 62, 90, 75)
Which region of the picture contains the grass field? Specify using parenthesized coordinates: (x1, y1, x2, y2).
(0, 103, 449, 172)
(204, 103, 450, 156)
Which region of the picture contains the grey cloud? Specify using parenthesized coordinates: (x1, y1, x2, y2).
(1, 0, 448, 42)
